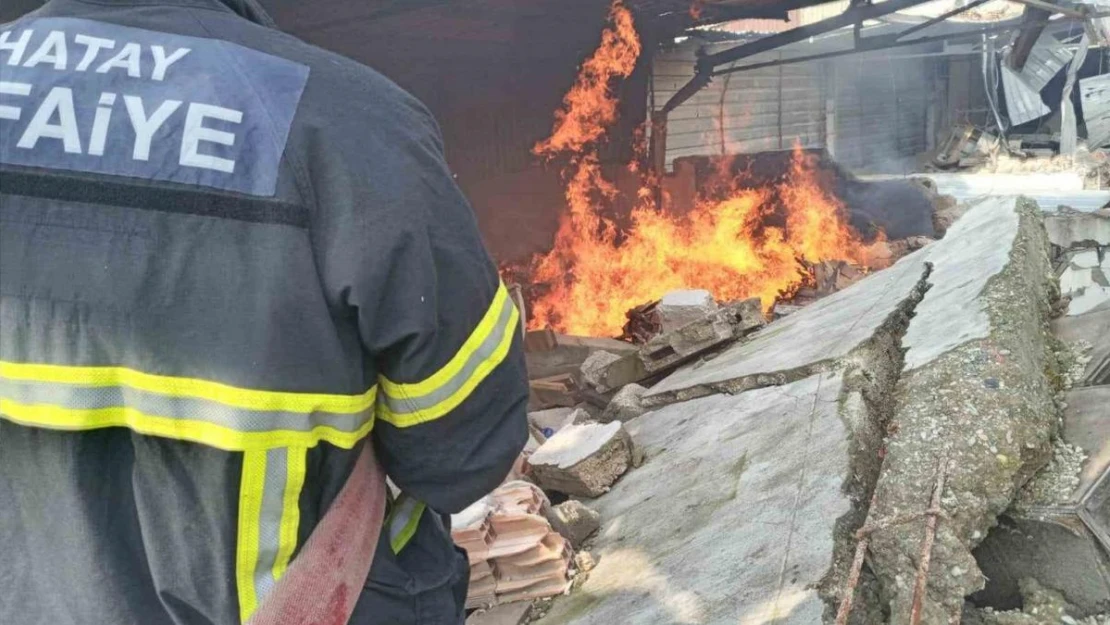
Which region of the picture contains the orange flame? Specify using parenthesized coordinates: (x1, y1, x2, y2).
(527, 1, 868, 337)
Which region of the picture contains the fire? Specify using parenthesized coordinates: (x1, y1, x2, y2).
(527, 1, 868, 337)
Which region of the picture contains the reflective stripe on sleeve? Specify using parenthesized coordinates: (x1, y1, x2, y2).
(237, 447, 307, 624)
(377, 282, 519, 428)
(0, 361, 376, 451)
(387, 494, 426, 554)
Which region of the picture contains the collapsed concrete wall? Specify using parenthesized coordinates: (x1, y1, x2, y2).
(864, 198, 1061, 624)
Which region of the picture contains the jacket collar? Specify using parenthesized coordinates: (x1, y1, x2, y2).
(73, 0, 278, 27)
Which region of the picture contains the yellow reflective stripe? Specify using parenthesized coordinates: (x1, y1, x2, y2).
(379, 282, 510, 399)
(389, 499, 426, 554)
(376, 303, 519, 429)
(0, 361, 375, 414)
(0, 398, 375, 452)
(272, 447, 307, 582)
(236, 450, 267, 624)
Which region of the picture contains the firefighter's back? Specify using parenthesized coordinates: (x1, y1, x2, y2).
(0, 1, 527, 624)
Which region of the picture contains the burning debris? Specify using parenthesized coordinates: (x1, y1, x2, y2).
(519, 2, 878, 338)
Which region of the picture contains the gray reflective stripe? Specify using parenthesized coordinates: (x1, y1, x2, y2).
(380, 294, 514, 415)
(254, 447, 287, 603)
(389, 496, 420, 543)
(0, 378, 371, 434)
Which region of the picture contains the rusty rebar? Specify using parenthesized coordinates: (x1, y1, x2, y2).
(909, 457, 950, 625)
(834, 530, 872, 625)
(835, 486, 881, 625)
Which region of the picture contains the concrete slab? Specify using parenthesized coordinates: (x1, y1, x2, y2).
(1045, 209, 1110, 248)
(866, 197, 1060, 624)
(647, 197, 1026, 405)
(900, 197, 1023, 369)
(644, 248, 929, 405)
(1070, 286, 1110, 316)
(532, 372, 873, 625)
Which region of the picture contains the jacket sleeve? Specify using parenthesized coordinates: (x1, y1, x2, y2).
(305, 75, 528, 514)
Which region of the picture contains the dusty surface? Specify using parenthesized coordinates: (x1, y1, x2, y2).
(866, 197, 1060, 624)
(533, 373, 858, 625)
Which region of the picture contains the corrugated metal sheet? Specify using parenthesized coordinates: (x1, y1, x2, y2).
(1001, 64, 1051, 126)
(831, 53, 933, 171)
(654, 30, 938, 171)
(794, 1, 850, 24)
(654, 42, 825, 167)
(1081, 73, 1110, 149)
(1018, 32, 1074, 92)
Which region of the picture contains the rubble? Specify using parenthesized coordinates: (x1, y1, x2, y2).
(1014, 440, 1090, 510)
(526, 334, 638, 381)
(545, 500, 600, 548)
(656, 289, 718, 333)
(579, 351, 622, 393)
(528, 373, 578, 410)
(451, 482, 572, 610)
(466, 603, 532, 625)
(589, 298, 765, 394)
(599, 383, 647, 423)
(529, 422, 634, 498)
(966, 579, 1088, 625)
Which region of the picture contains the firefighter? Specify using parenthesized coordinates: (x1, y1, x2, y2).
(0, 0, 529, 623)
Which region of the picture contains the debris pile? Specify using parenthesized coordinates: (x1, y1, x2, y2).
(451, 482, 573, 610)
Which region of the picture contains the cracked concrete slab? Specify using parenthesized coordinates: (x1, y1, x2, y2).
(646, 197, 1031, 407)
(532, 372, 870, 625)
(644, 247, 931, 406)
(865, 197, 1060, 625)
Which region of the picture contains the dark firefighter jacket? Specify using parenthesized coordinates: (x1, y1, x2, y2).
(0, 1, 529, 623)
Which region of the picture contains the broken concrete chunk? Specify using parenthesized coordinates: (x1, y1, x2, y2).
(600, 383, 647, 423)
(465, 603, 531, 625)
(579, 351, 622, 393)
(1046, 208, 1110, 249)
(589, 352, 648, 394)
(657, 289, 718, 333)
(723, 297, 765, 332)
(546, 500, 600, 549)
(639, 309, 734, 374)
(529, 422, 633, 498)
(525, 334, 638, 380)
